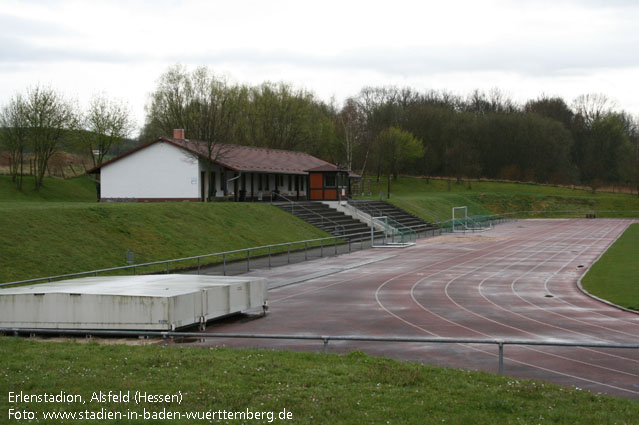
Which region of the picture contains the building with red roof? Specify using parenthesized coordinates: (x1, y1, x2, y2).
(88, 130, 358, 202)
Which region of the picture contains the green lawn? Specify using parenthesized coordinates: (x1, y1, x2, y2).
(359, 177, 639, 223)
(0, 174, 96, 202)
(1, 338, 637, 424)
(581, 223, 639, 311)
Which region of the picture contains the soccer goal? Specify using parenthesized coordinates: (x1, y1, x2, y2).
(451, 206, 492, 233)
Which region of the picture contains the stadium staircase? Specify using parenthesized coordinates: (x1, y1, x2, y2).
(273, 201, 379, 242)
(274, 196, 436, 242)
(347, 200, 436, 233)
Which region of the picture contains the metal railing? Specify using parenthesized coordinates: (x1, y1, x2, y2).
(436, 209, 639, 228)
(11, 208, 628, 288)
(349, 201, 439, 234)
(271, 193, 346, 236)
(0, 233, 373, 288)
(372, 216, 417, 246)
(3, 328, 638, 376)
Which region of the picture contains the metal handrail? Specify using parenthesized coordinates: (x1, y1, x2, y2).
(349, 201, 437, 233)
(0, 231, 380, 288)
(271, 192, 346, 236)
(435, 209, 639, 227)
(3, 328, 638, 376)
(348, 200, 383, 220)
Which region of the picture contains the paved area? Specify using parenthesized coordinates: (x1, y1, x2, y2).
(197, 219, 639, 399)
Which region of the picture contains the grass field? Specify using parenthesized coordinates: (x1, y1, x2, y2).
(581, 223, 639, 311)
(1, 337, 637, 424)
(358, 177, 639, 223)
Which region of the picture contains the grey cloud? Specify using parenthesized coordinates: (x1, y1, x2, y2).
(0, 13, 78, 38)
(183, 37, 639, 79)
(0, 35, 139, 65)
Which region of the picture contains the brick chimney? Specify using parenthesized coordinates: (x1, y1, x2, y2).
(173, 129, 185, 139)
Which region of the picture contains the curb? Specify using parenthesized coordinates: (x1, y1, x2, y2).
(576, 223, 639, 315)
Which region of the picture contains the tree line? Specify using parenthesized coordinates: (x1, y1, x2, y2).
(0, 86, 134, 190)
(2, 64, 638, 194)
(142, 66, 639, 194)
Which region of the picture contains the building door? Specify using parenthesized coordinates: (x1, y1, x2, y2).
(309, 172, 323, 200)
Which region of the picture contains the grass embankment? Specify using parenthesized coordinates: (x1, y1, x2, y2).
(1, 338, 637, 425)
(0, 177, 330, 283)
(0, 174, 96, 202)
(361, 177, 639, 223)
(581, 223, 639, 311)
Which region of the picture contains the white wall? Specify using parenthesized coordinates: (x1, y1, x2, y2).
(101, 141, 200, 199)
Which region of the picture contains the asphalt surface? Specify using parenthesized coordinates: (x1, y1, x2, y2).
(196, 219, 639, 399)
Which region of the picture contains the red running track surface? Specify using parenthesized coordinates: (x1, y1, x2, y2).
(200, 219, 639, 399)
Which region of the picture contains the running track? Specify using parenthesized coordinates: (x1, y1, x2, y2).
(202, 219, 639, 399)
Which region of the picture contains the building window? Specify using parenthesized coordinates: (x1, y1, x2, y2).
(210, 171, 216, 194)
(265, 175, 270, 190)
(288, 175, 292, 191)
(324, 174, 336, 188)
(295, 175, 299, 191)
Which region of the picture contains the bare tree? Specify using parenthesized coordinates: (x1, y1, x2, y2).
(0, 94, 29, 190)
(572, 93, 616, 127)
(84, 94, 135, 168)
(336, 98, 365, 171)
(22, 86, 79, 190)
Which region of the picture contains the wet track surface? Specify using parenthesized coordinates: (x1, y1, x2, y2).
(198, 219, 639, 399)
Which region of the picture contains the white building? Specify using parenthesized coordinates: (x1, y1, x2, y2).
(88, 130, 356, 202)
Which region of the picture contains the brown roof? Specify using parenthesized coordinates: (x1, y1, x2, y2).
(88, 137, 349, 176)
(170, 138, 337, 175)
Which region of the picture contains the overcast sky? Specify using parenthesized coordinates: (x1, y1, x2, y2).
(1, 0, 638, 133)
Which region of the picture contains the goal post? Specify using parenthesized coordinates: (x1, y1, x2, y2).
(452, 206, 468, 233)
(452, 206, 492, 233)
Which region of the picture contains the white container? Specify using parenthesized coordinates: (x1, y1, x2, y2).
(0, 275, 267, 330)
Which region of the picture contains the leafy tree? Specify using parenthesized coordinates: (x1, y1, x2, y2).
(145, 65, 246, 200)
(376, 127, 423, 196)
(245, 82, 336, 158)
(581, 114, 630, 191)
(525, 96, 573, 129)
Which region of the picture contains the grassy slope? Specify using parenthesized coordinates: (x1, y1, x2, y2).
(0, 174, 97, 202)
(1, 338, 637, 425)
(582, 223, 639, 310)
(0, 177, 329, 283)
(361, 177, 639, 223)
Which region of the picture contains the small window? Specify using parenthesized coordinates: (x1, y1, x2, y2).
(324, 174, 336, 188)
(265, 175, 270, 190)
(258, 174, 262, 191)
(288, 175, 292, 191)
